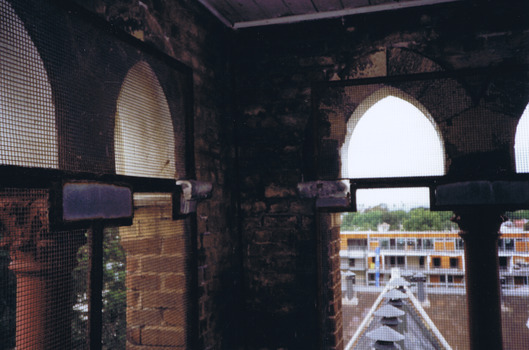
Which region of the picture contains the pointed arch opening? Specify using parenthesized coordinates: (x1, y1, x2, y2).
(340, 88, 445, 210)
(341, 87, 445, 180)
(514, 103, 529, 173)
(114, 61, 176, 179)
(0, 0, 58, 168)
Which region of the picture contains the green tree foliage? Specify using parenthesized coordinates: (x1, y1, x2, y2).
(101, 228, 127, 349)
(72, 228, 126, 349)
(342, 205, 454, 231)
(403, 208, 442, 231)
(505, 210, 529, 221)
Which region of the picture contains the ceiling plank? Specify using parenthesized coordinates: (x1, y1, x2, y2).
(311, 0, 344, 12)
(256, 0, 293, 19)
(283, 0, 318, 15)
(228, 0, 268, 21)
(341, 0, 371, 8)
(233, 0, 463, 29)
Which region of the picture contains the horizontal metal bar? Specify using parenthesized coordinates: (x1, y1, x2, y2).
(348, 173, 529, 189)
(349, 176, 443, 189)
(0, 165, 180, 192)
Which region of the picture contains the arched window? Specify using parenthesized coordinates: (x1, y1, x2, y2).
(342, 89, 445, 179)
(0, 0, 58, 168)
(341, 88, 445, 210)
(514, 103, 529, 173)
(114, 61, 176, 179)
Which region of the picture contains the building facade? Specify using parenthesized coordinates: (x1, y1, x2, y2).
(341, 229, 529, 289)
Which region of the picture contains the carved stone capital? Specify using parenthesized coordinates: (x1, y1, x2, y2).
(0, 191, 85, 274)
(451, 209, 506, 239)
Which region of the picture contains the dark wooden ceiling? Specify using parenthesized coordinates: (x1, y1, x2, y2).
(198, 0, 462, 29)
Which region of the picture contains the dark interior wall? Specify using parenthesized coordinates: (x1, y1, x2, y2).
(70, 0, 240, 349)
(234, 2, 529, 349)
(48, 1, 529, 349)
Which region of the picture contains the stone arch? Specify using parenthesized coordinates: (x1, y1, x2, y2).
(114, 61, 176, 179)
(0, 0, 58, 168)
(340, 86, 446, 178)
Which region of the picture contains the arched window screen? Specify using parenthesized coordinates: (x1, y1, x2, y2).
(0, 1, 194, 349)
(115, 62, 177, 179)
(342, 93, 445, 179)
(0, 0, 58, 168)
(514, 103, 529, 172)
(341, 90, 444, 211)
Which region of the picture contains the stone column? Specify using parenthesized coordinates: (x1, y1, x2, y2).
(1, 194, 85, 349)
(452, 209, 505, 350)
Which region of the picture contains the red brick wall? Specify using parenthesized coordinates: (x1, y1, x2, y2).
(121, 196, 188, 349)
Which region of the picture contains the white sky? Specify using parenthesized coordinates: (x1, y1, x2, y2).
(515, 104, 529, 173)
(346, 96, 444, 211)
(356, 187, 430, 211)
(345, 95, 529, 212)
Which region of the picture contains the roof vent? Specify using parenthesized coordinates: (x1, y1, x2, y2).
(412, 272, 429, 305)
(366, 325, 405, 350)
(384, 289, 408, 307)
(388, 277, 411, 290)
(375, 304, 405, 327)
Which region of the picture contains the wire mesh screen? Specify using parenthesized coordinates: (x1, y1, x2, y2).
(115, 62, 177, 179)
(0, 189, 87, 349)
(70, 194, 190, 350)
(0, 0, 58, 169)
(314, 72, 529, 349)
(0, 0, 193, 349)
(3, 0, 190, 175)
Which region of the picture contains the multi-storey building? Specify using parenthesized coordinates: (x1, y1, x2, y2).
(340, 229, 529, 290)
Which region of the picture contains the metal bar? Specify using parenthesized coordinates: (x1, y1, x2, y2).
(88, 222, 104, 350)
(0, 165, 179, 192)
(186, 214, 200, 349)
(349, 176, 443, 189)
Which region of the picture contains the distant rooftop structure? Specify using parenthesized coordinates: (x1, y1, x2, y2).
(346, 268, 452, 350)
(378, 222, 391, 232)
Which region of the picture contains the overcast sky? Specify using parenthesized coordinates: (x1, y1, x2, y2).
(348, 97, 529, 211)
(345, 96, 444, 211)
(515, 104, 529, 173)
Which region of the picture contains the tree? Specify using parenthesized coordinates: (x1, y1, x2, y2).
(402, 208, 453, 231)
(72, 228, 126, 349)
(341, 205, 454, 231)
(382, 210, 407, 231)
